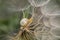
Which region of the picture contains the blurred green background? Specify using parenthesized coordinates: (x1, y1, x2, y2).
(0, 0, 23, 40)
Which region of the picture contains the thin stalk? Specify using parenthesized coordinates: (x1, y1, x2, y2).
(23, 11, 26, 18)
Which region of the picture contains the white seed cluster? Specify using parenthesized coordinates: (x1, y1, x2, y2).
(20, 18, 28, 26)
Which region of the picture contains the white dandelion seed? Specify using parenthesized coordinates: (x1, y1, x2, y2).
(41, 0, 60, 16)
(6, 0, 30, 11)
(28, 0, 50, 7)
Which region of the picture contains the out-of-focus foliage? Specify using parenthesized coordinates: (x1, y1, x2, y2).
(0, 12, 21, 40)
(0, 0, 23, 40)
